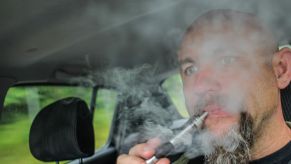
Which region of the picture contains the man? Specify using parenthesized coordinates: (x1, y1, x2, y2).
(117, 9, 291, 164)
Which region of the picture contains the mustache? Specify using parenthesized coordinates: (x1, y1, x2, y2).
(192, 94, 227, 114)
(189, 92, 245, 116)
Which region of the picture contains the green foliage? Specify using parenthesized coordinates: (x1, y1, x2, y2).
(94, 89, 117, 148)
(0, 115, 42, 163)
(3, 87, 27, 106)
(162, 74, 189, 117)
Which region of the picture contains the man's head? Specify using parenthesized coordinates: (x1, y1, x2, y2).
(178, 9, 291, 163)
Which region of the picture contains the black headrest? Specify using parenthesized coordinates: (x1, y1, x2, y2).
(29, 97, 95, 162)
(282, 83, 291, 121)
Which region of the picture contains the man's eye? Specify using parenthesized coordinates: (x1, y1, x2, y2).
(184, 65, 198, 76)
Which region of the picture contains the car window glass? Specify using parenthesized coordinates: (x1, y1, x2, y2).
(0, 86, 104, 163)
(162, 74, 189, 118)
(93, 89, 117, 148)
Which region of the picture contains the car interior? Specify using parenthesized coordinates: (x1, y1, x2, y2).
(0, 0, 290, 163)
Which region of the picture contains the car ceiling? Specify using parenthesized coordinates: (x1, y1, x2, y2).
(0, 0, 291, 84)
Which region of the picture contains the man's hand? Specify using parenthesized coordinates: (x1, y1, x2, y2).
(116, 138, 171, 164)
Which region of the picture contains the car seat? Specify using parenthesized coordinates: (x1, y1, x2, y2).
(29, 97, 94, 163)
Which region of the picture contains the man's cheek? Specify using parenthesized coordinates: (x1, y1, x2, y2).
(221, 85, 248, 114)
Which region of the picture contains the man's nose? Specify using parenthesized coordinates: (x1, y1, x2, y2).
(191, 67, 221, 94)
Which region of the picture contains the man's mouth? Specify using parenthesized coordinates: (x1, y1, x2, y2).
(203, 104, 231, 118)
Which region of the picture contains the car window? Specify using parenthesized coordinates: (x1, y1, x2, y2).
(93, 89, 117, 148)
(162, 74, 189, 118)
(0, 86, 117, 163)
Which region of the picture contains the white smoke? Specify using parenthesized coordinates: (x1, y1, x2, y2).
(70, 0, 290, 158)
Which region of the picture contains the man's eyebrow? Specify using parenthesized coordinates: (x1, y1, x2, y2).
(178, 58, 195, 66)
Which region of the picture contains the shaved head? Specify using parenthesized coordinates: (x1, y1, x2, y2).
(180, 9, 278, 64)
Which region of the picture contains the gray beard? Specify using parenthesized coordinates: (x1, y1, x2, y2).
(205, 112, 254, 164)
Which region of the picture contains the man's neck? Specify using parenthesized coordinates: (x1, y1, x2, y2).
(250, 110, 291, 160)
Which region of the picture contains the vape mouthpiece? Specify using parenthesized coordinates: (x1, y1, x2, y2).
(145, 112, 208, 164)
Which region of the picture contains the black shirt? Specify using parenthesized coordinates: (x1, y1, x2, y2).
(250, 141, 291, 164)
(186, 141, 291, 164)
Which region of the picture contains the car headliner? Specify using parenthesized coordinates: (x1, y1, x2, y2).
(0, 0, 291, 84)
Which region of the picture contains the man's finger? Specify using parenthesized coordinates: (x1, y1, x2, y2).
(116, 154, 145, 164)
(129, 143, 155, 159)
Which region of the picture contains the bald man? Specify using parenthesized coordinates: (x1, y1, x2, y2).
(117, 10, 291, 164)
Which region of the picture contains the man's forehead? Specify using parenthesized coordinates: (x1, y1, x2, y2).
(178, 10, 277, 57)
(179, 33, 254, 59)
(188, 9, 263, 35)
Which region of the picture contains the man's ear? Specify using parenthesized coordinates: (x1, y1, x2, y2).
(272, 47, 291, 89)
